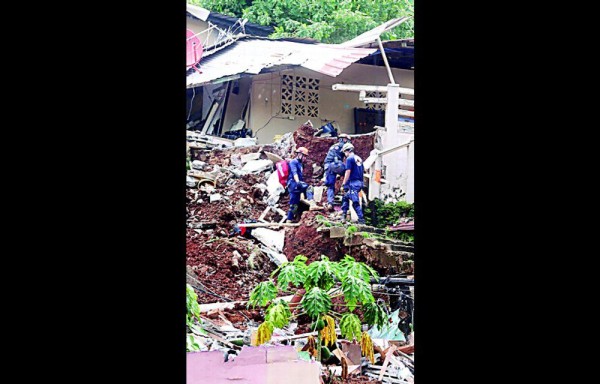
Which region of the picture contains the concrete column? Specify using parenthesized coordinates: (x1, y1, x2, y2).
(406, 141, 414, 203)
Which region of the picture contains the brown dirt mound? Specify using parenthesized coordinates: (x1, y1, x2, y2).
(292, 123, 376, 184)
(283, 211, 345, 263)
(186, 229, 276, 303)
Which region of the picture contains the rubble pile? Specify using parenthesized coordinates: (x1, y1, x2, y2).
(186, 124, 414, 383)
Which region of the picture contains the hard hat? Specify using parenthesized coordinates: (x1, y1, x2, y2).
(341, 142, 354, 152)
(338, 133, 351, 140)
(296, 147, 309, 155)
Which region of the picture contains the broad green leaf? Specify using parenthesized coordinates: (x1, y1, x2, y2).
(363, 302, 388, 330)
(248, 281, 278, 308)
(341, 275, 374, 311)
(339, 313, 361, 341)
(304, 255, 336, 291)
(338, 255, 379, 283)
(265, 300, 292, 329)
(301, 287, 332, 319)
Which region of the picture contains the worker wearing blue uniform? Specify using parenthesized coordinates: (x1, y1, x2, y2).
(286, 147, 316, 222)
(323, 133, 352, 211)
(340, 142, 365, 224)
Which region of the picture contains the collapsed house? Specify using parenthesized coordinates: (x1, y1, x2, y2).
(187, 5, 414, 202)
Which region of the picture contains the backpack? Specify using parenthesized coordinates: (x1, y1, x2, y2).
(275, 160, 290, 187)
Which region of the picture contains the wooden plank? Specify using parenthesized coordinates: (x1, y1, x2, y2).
(378, 345, 396, 381)
(203, 328, 241, 350)
(258, 206, 271, 221)
(238, 222, 300, 228)
(365, 372, 404, 384)
(200, 101, 218, 135)
(198, 294, 294, 313)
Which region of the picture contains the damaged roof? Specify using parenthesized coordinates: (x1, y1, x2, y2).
(187, 36, 376, 88)
(357, 38, 414, 70)
(339, 17, 411, 48)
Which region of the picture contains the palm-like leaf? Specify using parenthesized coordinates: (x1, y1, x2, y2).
(301, 287, 332, 319)
(248, 281, 278, 308)
(265, 299, 292, 329)
(304, 255, 337, 291)
(363, 302, 388, 330)
(339, 313, 362, 341)
(338, 255, 379, 283)
(341, 275, 375, 311)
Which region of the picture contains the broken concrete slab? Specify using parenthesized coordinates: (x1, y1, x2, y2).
(328, 226, 346, 238)
(241, 152, 261, 163)
(261, 246, 288, 266)
(234, 137, 258, 147)
(191, 160, 207, 169)
(362, 237, 385, 249)
(228, 168, 249, 178)
(251, 227, 285, 252)
(188, 169, 217, 181)
(210, 194, 222, 202)
(230, 154, 243, 167)
(343, 233, 364, 246)
(242, 159, 274, 173)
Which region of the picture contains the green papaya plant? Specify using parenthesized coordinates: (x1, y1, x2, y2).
(248, 254, 388, 361)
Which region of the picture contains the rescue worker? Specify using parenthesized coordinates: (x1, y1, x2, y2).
(323, 133, 352, 211)
(286, 146, 317, 223)
(340, 142, 365, 224)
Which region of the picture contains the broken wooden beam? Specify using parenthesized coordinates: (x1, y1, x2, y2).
(198, 294, 295, 313)
(203, 328, 241, 350)
(257, 206, 271, 222)
(237, 222, 300, 228)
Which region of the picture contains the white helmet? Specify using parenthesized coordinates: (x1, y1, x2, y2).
(341, 142, 354, 152)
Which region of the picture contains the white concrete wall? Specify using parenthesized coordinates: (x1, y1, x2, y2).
(248, 65, 414, 144)
(379, 131, 414, 203)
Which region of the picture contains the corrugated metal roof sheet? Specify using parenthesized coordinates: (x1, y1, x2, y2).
(339, 17, 411, 48)
(187, 37, 376, 88)
(186, 4, 210, 21)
